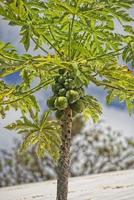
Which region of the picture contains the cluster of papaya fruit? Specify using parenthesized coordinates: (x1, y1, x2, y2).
(47, 69, 86, 119)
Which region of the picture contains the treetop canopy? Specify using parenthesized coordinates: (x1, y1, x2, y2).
(0, 0, 134, 156)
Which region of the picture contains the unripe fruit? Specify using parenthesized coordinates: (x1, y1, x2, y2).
(59, 69, 66, 75)
(67, 78, 74, 83)
(47, 96, 56, 109)
(54, 96, 68, 110)
(55, 110, 64, 120)
(64, 81, 70, 89)
(58, 76, 65, 84)
(66, 72, 74, 79)
(71, 99, 85, 113)
(66, 90, 79, 104)
(52, 84, 62, 94)
(58, 88, 66, 96)
(64, 81, 76, 90)
(54, 75, 60, 82)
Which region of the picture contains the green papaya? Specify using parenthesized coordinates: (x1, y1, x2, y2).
(54, 75, 60, 82)
(64, 81, 76, 90)
(66, 72, 74, 79)
(71, 99, 85, 113)
(59, 69, 66, 75)
(67, 78, 74, 83)
(58, 76, 65, 84)
(64, 81, 70, 89)
(47, 96, 56, 109)
(52, 84, 62, 94)
(58, 88, 66, 96)
(66, 90, 79, 104)
(55, 110, 64, 120)
(54, 96, 68, 110)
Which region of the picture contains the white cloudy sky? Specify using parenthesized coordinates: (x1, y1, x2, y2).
(0, 6, 134, 149)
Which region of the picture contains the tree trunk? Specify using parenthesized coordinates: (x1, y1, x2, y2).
(56, 107, 72, 200)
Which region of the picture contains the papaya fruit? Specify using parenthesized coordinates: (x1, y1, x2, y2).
(55, 110, 64, 120)
(64, 81, 76, 90)
(52, 84, 62, 94)
(58, 76, 65, 84)
(54, 75, 60, 82)
(59, 69, 66, 75)
(54, 96, 68, 110)
(58, 88, 66, 96)
(67, 78, 74, 83)
(71, 99, 85, 113)
(47, 96, 56, 109)
(64, 81, 70, 89)
(66, 90, 79, 104)
(65, 72, 74, 79)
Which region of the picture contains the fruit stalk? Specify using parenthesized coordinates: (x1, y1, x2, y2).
(56, 107, 72, 200)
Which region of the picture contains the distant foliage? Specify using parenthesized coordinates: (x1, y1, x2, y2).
(70, 124, 134, 176)
(0, 124, 134, 187)
(0, 140, 56, 187)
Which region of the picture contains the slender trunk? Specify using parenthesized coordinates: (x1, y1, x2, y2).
(56, 107, 72, 200)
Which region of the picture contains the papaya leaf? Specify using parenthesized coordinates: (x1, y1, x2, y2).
(82, 95, 102, 122)
(5, 109, 61, 160)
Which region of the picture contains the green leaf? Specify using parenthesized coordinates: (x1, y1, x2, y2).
(126, 100, 134, 115)
(20, 26, 31, 51)
(106, 90, 116, 104)
(82, 95, 102, 122)
(5, 109, 61, 159)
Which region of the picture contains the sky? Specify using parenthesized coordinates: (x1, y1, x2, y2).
(0, 7, 134, 149)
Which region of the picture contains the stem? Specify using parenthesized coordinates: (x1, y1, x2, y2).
(24, 4, 61, 57)
(87, 46, 125, 62)
(72, 31, 87, 59)
(90, 76, 134, 93)
(0, 79, 53, 105)
(68, 15, 75, 60)
(0, 66, 24, 78)
(42, 35, 62, 56)
(31, 36, 49, 54)
(0, 53, 25, 62)
(48, 25, 58, 44)
(56, 107, 72, 200)
(68, 0, 79, 60)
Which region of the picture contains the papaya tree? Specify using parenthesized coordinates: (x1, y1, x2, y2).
(0, 0, 134, 200)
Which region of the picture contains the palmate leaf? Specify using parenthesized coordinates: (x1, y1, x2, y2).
(126, 99, 134, 115)
(5, 110, 61, 160)
(89, 61, 134, 114)
(106, 89, 134, 115)
(0, 41, 67, 80)
(0, 78, 54, 119)
(1, 0, 133, 63)
(122, 42, 134, 66)
(82, 95, 102, 123)
(0, 79, 41, 118)
(20, 25, 31, 51)
(0, 0, 134, 161)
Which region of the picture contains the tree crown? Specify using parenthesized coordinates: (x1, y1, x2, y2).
(0, 0, 134, 158)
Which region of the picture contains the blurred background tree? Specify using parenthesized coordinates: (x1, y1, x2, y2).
(0, 118, 134, 187)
